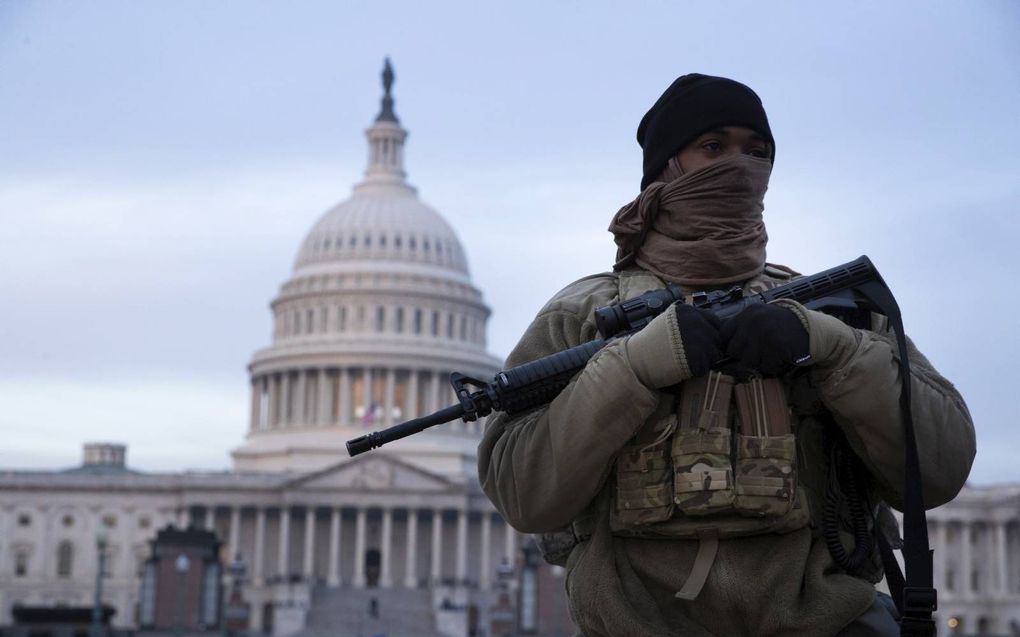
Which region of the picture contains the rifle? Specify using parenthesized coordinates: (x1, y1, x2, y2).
(345, 254, 938, 635)
(346, 254, 884, 457)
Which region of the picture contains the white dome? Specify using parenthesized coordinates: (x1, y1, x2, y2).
(294, 184, 470, 276)
(234, 67, 502, 478)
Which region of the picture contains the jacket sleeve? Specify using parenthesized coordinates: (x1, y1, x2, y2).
(784, 303, 976, 510)
(477, 299, 667, 533)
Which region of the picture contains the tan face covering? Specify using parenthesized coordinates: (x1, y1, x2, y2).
(609, 154, 772, 286)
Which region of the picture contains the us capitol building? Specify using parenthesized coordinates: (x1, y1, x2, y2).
(0, 64, 1018, 637)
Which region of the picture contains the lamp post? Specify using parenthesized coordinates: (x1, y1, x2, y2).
(222, 553, 248, 637)
(89, 528, 108, 637)
(175, 552, 191, 637)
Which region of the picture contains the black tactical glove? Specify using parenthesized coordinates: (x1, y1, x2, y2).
(674, 303, 724, 378)
(719, 303, 810, 376)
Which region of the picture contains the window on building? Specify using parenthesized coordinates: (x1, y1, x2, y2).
(62, 515, 74, 528)
(375, 307, 386, 332)
(423, 238, 431, 253)
(409, 236, 417, 251)
(293, 310, 301, 335)
(17, 514, 30, 527)
(138, 516, 151, 529)
(319, 307, 328, 332)
(395, 307, 404, 333)
(365, 234, 372, 248)
(57, 541, 73, 578)
(459, 315, 467, 340)
(395, 235, 402, 248)
(357, 306, 366, 329)
(350, 235, 357, 247)
(446, 314, 454, 339)
(14, 550, 28, 577)
(972, 569, 981, 592)
(946, 568, 955, 592)
(102, 515, 117, 528)
(432, 311, 440, 336)
(338, 306, 348, 331)
(306, 309, 314, 334)
(414, 309, 422, 334)
(380, 234, 387, 247)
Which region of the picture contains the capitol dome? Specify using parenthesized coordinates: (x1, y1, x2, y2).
(233, 61, 503, 477)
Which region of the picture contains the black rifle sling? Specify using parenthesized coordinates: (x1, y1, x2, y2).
(855, 281, 936, 637)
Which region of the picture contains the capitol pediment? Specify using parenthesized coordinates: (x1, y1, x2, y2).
(285, 455, 455, 493)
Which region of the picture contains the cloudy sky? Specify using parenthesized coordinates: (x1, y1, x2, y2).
(0, 1, 1017, 484)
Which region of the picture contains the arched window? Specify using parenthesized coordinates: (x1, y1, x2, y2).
(57, 541, 73, 578)
(338, 306, 347, 331)
(414, 309, 422, 334)
(395, 307, 404, 333)
(431, 311, 440, 336)
(375, 307, 385, 332)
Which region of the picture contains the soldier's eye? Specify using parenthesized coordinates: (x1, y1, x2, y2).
(701, 141, 722, 153)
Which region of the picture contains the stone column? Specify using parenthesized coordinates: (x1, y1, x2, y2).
(228, 507, 241, 561)
(253, 508, 266, 585)
(407, 370, 419, 420)
(996, 521, 1008, 596)
(933, 520, 947, 593)
(270, 373, 281, 426)
(431, 371, 442, 416)
(339, 368, 352, 426)
(364, 368, 374, 416)
(303, 508, 316, 580)
(960, 521, 972, 598)
(504, 522, 517, 563)
(204, 507, 215, 531)
(480, 512, 492, 590)
(317, 369, 332, 425)
(456, 509, 468, 584)
(327, 508, 341, 587)
(380, 508, 393, 588)
(281, 373, 292, 426)
(250, 377, 261, 431)
(294, 370, 307, 425)
(404, 509, 418, 589)
(278, 507, 291, 578)
(383, 369, 396, 426)
(353, 508, 367, 589)
(431, 510, 443, 584)
(179, 506, 191, 529)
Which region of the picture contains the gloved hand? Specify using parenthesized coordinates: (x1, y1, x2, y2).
(625, 302, 723, 387)
(674, 303, 725, 377)
(719, 303, 810, 376)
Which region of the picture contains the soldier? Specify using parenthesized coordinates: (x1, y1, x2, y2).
(478, 74, 975, 636)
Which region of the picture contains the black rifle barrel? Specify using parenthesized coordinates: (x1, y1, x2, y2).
(346, 404, 465, 456)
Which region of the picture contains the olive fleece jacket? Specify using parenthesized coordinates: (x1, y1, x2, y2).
(478, 269, 975, 637)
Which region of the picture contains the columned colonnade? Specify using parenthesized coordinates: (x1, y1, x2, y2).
(929, 517, 1020, 600)
(177, 503, 517, 591)
(250, 367, 481, 432)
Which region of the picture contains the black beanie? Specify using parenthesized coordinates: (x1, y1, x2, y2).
(637, 73, 774, 190)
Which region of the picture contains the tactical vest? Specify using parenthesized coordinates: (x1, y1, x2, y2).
(607, 266, 810, 545)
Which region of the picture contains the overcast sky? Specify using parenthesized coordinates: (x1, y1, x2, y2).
(0, 1, 1017, 485)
